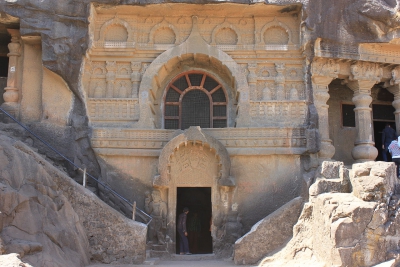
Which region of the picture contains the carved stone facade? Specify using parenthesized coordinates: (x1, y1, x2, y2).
(3, 1, 400, 261)
(63, 3, 400, 256)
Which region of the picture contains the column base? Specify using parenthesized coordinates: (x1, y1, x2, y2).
(351, 143, 378, 162)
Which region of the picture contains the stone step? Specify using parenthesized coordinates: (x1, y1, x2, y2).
(151, 244, 167, 251)
(169, 253, 217, 261)
(143, 257, 160, 265)
(150, 250, 170, 259)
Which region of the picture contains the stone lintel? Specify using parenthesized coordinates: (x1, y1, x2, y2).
(21, 35, 41, 45)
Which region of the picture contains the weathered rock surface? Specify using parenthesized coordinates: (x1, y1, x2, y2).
(0, 133, 90, 267)
(234, 197, 304, 265)
(259, 161, 400, 267)
(350, 162, 397, 202)
(309, 161, 351, 196)
(0, 131, 147, 266)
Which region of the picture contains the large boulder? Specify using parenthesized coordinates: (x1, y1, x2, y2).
(234, 197, 304, 265)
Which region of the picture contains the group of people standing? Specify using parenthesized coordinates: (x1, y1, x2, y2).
(382, 123, 400, 178)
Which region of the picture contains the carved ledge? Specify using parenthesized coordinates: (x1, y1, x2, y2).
(91, 127, 307, 150)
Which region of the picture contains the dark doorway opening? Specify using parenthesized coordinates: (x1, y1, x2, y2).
(176, 187, 213, 254)
(373, 104, 396, 162)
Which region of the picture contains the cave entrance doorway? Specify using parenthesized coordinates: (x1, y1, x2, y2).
(373, 104, 396, 161)
(176, 187, 213, 254)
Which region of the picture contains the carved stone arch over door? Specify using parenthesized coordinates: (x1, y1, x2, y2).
(152, 126, 236, 254)
(136, 16, 250, 129)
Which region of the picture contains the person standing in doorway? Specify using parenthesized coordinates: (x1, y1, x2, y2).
(178, 207, 191, 255)
(188, 212, 201, 254)
(389, 137, 400, 178)
(382, 123, 397, 162)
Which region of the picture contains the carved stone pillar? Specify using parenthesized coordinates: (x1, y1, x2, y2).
(388, 85, 400, 135)
(247, 63, 257, 100)
(131, 62, 141, 98)
(1, 29, 21, 117)
(347, 62, 382, 162)
(105, 61, 116, 98)
(388, 67, 400, 135)
(311, 58, 339, 161)
(275, 63, 285, 100)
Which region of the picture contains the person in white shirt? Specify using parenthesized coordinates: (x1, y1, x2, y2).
(388, 136, 400, 178)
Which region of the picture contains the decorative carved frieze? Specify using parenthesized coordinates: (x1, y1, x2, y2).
(87, 98, 139, 122)
(170, 143, 217, 186)
(91, 127, 307, 149)
(249, 101, 307, 126)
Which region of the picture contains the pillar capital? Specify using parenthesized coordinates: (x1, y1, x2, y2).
(350, 61, 382, 83)
(346, 80, 376, 93)
(390, 66, 400, 86)
(311, 58, 339, 79)
(387, 83, 400, 97)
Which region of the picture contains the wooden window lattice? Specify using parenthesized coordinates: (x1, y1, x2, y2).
(164, 72, 227, 129)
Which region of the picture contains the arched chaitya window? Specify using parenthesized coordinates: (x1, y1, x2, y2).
(164, 71, 227, 130)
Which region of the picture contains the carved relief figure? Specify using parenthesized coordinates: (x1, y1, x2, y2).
(263, 83, 272, 100)
(118, 81, 128, 98)
(145, 190, 167, 244)
(93, 82, 105, 98)
(289, 85, 298, 100)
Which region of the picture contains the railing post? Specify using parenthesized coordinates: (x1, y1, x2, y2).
(132, 201, 136, 221)
(83, 168, 87, 188)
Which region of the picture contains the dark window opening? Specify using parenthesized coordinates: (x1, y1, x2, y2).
(342, 104, 356, 127)
(373, 104, 395, 121)
(0, 56, 9, 77)
(164, 71, 227, 130)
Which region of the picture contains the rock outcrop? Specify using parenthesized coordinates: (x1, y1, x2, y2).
(0, 130, 147, 266)
(259, 161, 400, 267)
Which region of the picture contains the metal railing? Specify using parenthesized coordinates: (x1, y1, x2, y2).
(0, 107, 152, 225)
